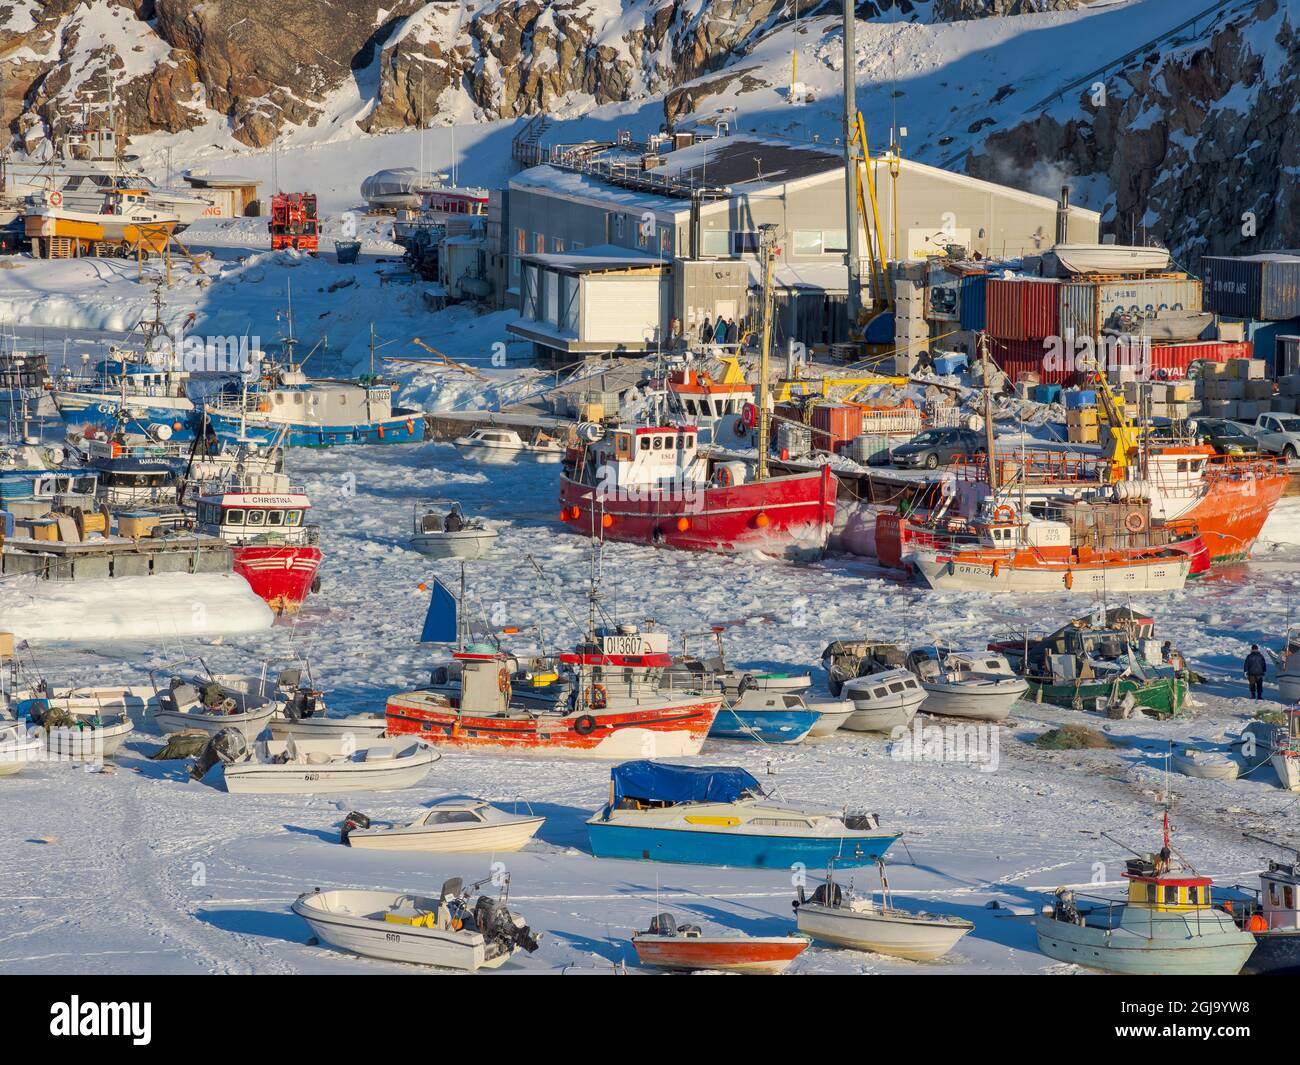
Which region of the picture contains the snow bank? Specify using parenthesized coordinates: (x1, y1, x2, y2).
(0, 573, 274, 644)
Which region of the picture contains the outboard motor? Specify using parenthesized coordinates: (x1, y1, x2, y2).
(189, 726, 248, 780)
(474, 894, 541, 955)
(340, 811, 371, 844)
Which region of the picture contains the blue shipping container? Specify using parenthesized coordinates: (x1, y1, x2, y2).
(1063, 389, 1096, 409)
(959, 275, 987, 332)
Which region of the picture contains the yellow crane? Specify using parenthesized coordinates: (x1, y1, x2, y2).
(1090, 371, 1147, 480)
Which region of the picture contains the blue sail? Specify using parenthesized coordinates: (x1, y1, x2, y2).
(420, 579, 458, 644)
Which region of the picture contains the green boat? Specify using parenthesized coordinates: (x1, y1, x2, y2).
(989, 606, 1190, 719)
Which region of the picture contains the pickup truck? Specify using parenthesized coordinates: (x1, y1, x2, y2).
(1233, 413, 1300, 458)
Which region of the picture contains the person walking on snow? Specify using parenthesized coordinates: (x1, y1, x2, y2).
(1244, 644, 1268, 700)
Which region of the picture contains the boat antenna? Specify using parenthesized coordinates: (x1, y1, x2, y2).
(1243, 832, 1300, 861)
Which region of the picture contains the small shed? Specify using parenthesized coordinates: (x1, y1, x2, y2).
(183, 173, 262, 218)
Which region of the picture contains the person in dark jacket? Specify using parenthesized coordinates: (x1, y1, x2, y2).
(445, 502, 466, 533)
(699, 317, 713, 345)
(724, 318, 738, 345)
(1244, 645, 1268, 700)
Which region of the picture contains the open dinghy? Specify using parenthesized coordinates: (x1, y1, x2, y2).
(14, 687, 136, 760)
(266, 663, 388, 743)
(152, 670, 279, 741)
(631, 912, 810, 974)
(1171, 746, 1242, 781)
(342, 799, 545, 853)
(293, 875, 540, 971)
(0, 722, 42, 776)
(794, 862, 974, 962)
(193, 728, 438, 794)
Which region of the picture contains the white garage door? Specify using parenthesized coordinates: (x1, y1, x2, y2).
(583, 275, 663, 344)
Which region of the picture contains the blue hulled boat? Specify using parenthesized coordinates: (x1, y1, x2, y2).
(586, 760, 900, 869)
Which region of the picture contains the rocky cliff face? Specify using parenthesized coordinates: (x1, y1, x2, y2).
(1, 0, 1085, 149)
(966, 0, 1299, 261)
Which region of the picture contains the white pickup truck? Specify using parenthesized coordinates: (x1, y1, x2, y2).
(1234, 413, 1300, 458)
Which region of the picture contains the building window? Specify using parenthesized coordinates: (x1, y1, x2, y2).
(793, 230, 824, 256)
(535, 233, 545, 254)
(733, 231, 760, 254)
(552, 237, 564, 253)
(701, 230, 729, 257)
(823, 229, 848, 253)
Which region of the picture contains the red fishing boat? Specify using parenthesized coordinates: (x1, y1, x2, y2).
(193, 472, 322, 613)
(632, 913, 810, 974)
(385, 625, 721, 759)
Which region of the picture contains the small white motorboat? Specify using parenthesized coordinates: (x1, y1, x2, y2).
(292, 875, 541, 970)
(199, 731, 438, 794)
(453, 426, 563, 465)
(719, 669, 813, 695)
(794, 864, 974, 962)
(841, 668, 928, 733)
(151, 672, 279, 741)
(409, 501, 497, 559)
(0, 721, 42, 776)
(1171, 746, 1242, 781)
(1048, 243, 1171, 275)
(907, 649, 1027, 722)
(12, 685, 139, 760)
(342, 799, 545, 853)
(803, 698, 855, 738)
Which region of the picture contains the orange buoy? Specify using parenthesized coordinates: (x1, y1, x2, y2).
(406, 418, 415, 433)
(601, 513, 615, 529)
(992, 560, 1001, 578)
(676, 517, 690, 532)
(173, 421, 183, 431)
(754, 511, 770, 528)
(559, 509, 569, 522)
(1064, 571, 1074, 589)
(417, 582, 428, 591)
(571, 506, 582, 520)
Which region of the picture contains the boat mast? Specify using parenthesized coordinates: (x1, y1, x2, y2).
(841, 0, 861, 327)
(756, 224, 778, 482)
(979, 331, 998, 495)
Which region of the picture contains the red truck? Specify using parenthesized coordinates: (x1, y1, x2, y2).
(269, 192, 319, 253)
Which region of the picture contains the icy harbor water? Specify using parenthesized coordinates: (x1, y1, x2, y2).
(4, 436, 1300, 976)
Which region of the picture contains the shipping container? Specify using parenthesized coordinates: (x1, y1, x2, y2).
(990, 337, 1249, 387)
(1217, 316, 1300, 372)
(1203, 254, 1300, 320)
(1059, 278, 1203, 338)
(958, 274, 987, 331)
(809, 404, 863, 452)
(985, 278, 1060, 340)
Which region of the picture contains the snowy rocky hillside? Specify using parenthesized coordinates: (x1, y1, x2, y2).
(1, 0, 1295, 257)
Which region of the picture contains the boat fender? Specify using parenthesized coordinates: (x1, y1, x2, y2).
(573, 713, 599, 734)
(406, 419, 415, 434)
(1064, 571, 1073, 589)
(589, 685, 607, 711)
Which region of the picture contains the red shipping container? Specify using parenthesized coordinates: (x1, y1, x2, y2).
(990, 338, 1251, 387)
(985, 279, 1059, 340)
(1145, 340, 1250, 378)
(810, 404, 863, 451)
(989, 338, 1075, 386)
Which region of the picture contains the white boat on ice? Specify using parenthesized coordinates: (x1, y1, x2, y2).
(199, 732, 438, 794)
(1171, 747, 1242, 781)
(0, 722, 43, 776)
(452, 427, 563, 464)
(907, 649, 1027, 722)
(409, 502, 497, 559)
(841, 668, 928, 732)
(794, 864, 974, 962)
(152, 672, 279, 741)
(292, 876, 540, 970)
(342, 799, 545, 853)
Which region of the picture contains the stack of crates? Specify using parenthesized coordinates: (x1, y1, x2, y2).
(1066, 406, 1099, 444)
(1196, 358, 1269, 420)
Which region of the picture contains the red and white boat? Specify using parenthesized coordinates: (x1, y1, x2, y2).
(632, 913, 810, 974)
(193, 472, 322, 613)
(889, 491, 1208, 594)
(559, 421, 836, 559)
(385, 625, 721, 759)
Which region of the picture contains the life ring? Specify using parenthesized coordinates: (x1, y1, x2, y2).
(49, 191, 63, 207)
(739, 402, 759, 430)
(497, 667, 510, 693)
(716, 466, 734, 488)
(589, 685, 607, 711)
(573, 713, 599, 735)
(993, 504, 1016, 524)
(1123, 511, 1148, 533)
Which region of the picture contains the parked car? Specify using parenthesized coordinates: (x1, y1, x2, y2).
(889, 427, 986, 469)
(1235, 413, 1300, 459)
(1191, 418, 1259, 455)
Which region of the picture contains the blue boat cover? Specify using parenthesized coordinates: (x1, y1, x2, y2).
(611, 760, 761, 808)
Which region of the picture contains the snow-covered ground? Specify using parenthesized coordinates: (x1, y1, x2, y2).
(4, 405, 1300, 973)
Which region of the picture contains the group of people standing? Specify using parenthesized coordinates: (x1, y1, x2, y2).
(698, 315, 741, 347)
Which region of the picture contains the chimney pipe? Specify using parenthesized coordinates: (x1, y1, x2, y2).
(690, 189, 702, 260)
(1055, 184, 1071, 245)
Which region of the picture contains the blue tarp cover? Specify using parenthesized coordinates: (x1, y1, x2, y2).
(611, 760, 761, 808)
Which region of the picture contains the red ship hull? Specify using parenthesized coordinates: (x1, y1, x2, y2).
(385, 691, 720, 759)
(1187, 462, 1289, 563)
(559, 465, 836, 559)
(233, 545, 322, 613)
